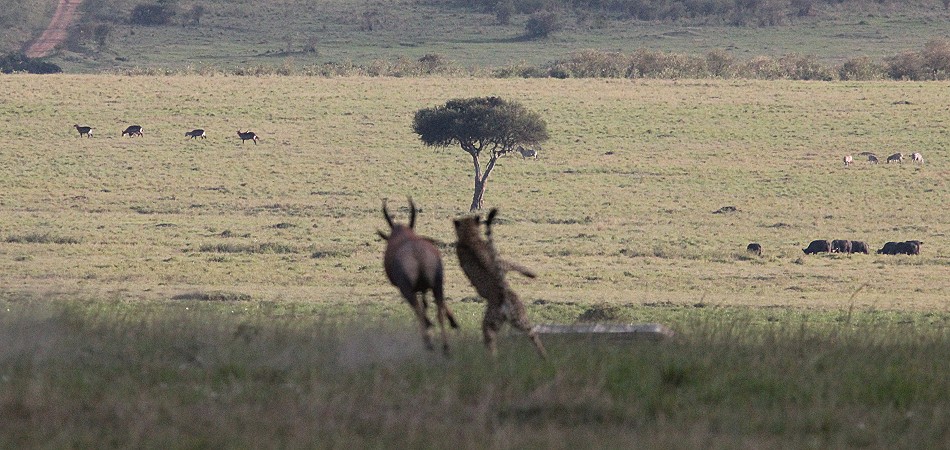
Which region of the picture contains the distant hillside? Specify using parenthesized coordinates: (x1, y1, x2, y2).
(0, 0, 58, 53)
(23, 0, 950, 73)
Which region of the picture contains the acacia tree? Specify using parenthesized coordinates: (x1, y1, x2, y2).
(412, 97, 548, 211)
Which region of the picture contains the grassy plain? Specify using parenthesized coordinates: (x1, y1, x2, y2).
(1, 75, 949, 446)
(1, 300, 948, 448)
(2, 75, 948, 309)
(43, 0, 950, 73)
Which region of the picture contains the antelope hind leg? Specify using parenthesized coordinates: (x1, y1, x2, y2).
(408, 292, 434, 351)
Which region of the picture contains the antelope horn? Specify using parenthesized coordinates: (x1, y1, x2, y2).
(382, 199, 394, 229)
(485, 208, 499, 227)
(408, 197, 417, 229)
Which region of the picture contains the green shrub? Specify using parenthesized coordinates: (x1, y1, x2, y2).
(0, 53, 62, 74)
(838, 56, 885, 81)
(922, 38, 950, 79)
(495, 0, 515, 24)
(706, 49, 737, 78)
(524, 10, 561, 39)
(778, 53, 835, 81)
(130, 3, 177, 26)
(885, 51, 929, 81)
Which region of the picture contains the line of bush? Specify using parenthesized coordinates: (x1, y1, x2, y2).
(530, 39, 950, 80)
(102, 38, 950, 81)
(453, 0, 942, 26)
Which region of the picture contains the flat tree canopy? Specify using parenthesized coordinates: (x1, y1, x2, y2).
(413, 97, 548, 211)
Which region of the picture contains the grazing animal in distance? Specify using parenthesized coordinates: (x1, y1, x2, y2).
(516, 145, 539, 159)
(122, 125, 144, 137)
(831, 239, 852, 254)
(73, 124, 93, 138)
(237, 130, 259, 144)
(378, 198, 458, 354)
(746, 243, 762, 256)
(886, 152, 903, 164)
(850, 241, 869, 254)
(185, 129, 206, 139)
(877, 241, 899, 255)
(895, 240, 922, 255)
(843, 155, 853, 166)
(803, 240, 832, 255)
(876, 241, 921, 255)
(867, 154, 879, 163)
(912, 152, 923, 164)
(453, 208, 546, 358)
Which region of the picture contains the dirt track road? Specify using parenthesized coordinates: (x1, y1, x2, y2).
(24, 0, 84, 58)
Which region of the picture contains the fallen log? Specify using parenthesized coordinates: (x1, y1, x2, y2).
(531, 323, 675, 342)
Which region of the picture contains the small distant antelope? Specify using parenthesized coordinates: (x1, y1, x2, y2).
(843, 154, 853, 166)
(453, 208, 547, 358)
(122, 125, 144, 137)
(237, 130, 259, 144)
(378, 198, 459, 355)
(516, 145, 539, 159)
(912, 152, 923, 164)
(73, 124, 93, 138)
(867, 154, 878, 163)
(185, 129, 206, 139)
(886, 152, 903, 164)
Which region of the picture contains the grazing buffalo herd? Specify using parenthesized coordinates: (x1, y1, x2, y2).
(747, 239, 922, 256)
(801, 239, 921, 255)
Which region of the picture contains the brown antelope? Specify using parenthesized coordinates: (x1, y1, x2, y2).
(186, 129, 206, 139)
(453, 208, 547, 358)
(73, 124, 93, 137)
(122, 125, 143, 137)
(379, 198, 458, 354)
(237, 130, 259, 144)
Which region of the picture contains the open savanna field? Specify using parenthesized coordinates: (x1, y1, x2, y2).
(1, 75, 949, 446)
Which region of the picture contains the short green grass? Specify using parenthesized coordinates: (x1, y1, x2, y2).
(0, 299, 947, 447)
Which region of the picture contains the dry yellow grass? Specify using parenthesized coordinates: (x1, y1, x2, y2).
(0, 75, 948, 313)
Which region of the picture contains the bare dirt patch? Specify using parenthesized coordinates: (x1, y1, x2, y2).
(24, 0, 84, 58)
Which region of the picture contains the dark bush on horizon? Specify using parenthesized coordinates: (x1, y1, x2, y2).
(447, 0, 909, 26)
(525, 10, 562, 39)
(130, 3, 176, 26)
(0, 53, 62, 74)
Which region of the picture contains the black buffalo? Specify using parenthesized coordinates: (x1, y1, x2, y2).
(877, 242, 899, 255)
(831, 239, 852, 254)
(747, 243, 762, 256)
(803, 240, 832, 254)
(895, 241, 921, 255)
(878, 241, 922, 255)
(850, 241, 869, 254)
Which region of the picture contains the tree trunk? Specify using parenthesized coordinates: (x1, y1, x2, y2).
(470, 178, 486, 212)
(469, 152, 499, 212)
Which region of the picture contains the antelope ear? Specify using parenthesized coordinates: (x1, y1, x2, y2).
(376, 230, 389, 241)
